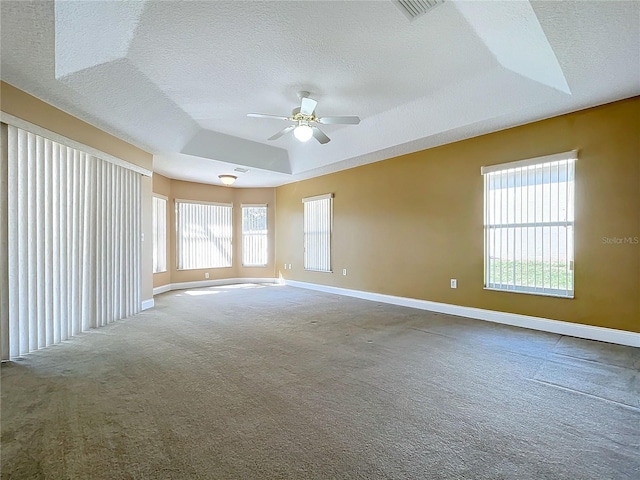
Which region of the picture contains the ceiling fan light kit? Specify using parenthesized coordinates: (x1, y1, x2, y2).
(248, 91, 360, 144)
(293, 123, 313, 142)
(218, 174, 237, 185)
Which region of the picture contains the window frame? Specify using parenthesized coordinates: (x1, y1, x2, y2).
(175, 199, 233, 271)
(241, 204, 268, 267)
(481, 151, 577, 298)
(302, 193, 333, 273)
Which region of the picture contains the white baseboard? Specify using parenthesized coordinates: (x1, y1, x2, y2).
(285, 280, 640, 348)
(152, 284, 172, 295)
(153, 278, 279, 296)
(141, 299, 154, 311)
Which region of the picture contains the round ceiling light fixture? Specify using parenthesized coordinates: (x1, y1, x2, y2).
(293, 123, 313, 142)
(218, 174, 237, 185)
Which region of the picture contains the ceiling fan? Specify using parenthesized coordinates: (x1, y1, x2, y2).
(247, 91, 360, 144)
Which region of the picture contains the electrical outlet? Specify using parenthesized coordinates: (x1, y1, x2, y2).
(288, 264, 292, 270)
(284, 263, 287, 270)
(205, 272, 210, 279)
(342, 268, 347, 276)
(450, 279, 457, 289)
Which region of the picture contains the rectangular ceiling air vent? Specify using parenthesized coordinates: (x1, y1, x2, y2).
(234, 167, 249, 173)
(394, 0, 445, 21)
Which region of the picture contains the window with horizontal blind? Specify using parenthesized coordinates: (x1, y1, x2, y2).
(152, 196, 167, 273)
(482, 151, 576, 298)
(176, 200, 232, 270)
(242, 205, 268, 267)
(303, 194, 333, 272)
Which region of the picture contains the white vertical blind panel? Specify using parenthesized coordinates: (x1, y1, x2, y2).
(0, 125, 8, 361)
(18, 130, 29, 353)
(6, 125, 141, 359)
(176, 201, 233, 270)
(44, 138, 53, 346)
(303, 195, 332, 272)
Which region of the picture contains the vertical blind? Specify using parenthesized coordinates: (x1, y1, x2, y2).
(303, 194, 333, 272)
(152, 196, 167, 273)
(1, 125, 8, 359)
(242, 205, 268, 267)
(176, 200, 232, 270)
(482, 151, 576, 297)
(4, 125, 141, 359)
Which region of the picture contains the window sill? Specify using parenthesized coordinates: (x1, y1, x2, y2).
(484, 286, 574, 299)
(176, 266, 233, 271)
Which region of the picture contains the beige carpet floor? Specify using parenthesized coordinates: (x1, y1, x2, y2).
(1, 284, 639, 479)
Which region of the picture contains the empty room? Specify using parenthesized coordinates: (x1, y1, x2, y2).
(1, 1, 639, 479)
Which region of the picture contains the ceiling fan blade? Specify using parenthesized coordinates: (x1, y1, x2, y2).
(300, 97, 318, 116)
(248, 113, 290, 121)
(318, 116, 361, 125)
(268, 125, 295, 141)
(311, 126, 331, 144)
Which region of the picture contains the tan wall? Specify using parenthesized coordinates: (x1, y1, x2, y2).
(141, 176, 154, 301)
(0, 82, 152, 171)
(275, 97, 640, 333)
(1, 82, 155, 303)
(152, 174, 276, 288)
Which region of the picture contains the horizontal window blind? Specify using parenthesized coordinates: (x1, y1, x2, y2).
(176, 201, 232, 270)
(152, 196, 167, 273)
(242, 205, 268, 267)
(4, 125, 141, 359)
(482, 151, 576, 297)
(303, 194, 332, 273)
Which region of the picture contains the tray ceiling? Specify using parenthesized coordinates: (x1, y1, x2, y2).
(1, 0, 639, 187)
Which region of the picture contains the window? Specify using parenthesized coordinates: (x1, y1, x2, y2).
(482, 151, 576, 297)
(303, 194, 333, 272)
(176, 200, 232, 270)
(242, 205, 268, 267)
(152, 196, 167, 273)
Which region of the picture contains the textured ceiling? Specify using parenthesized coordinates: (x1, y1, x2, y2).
(1, 1, 639, 187)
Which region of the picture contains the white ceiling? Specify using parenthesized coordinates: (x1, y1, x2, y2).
(1, 1, 639, 187)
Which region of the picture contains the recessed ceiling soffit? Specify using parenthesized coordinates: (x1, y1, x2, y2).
(49, 0, 570, 176)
